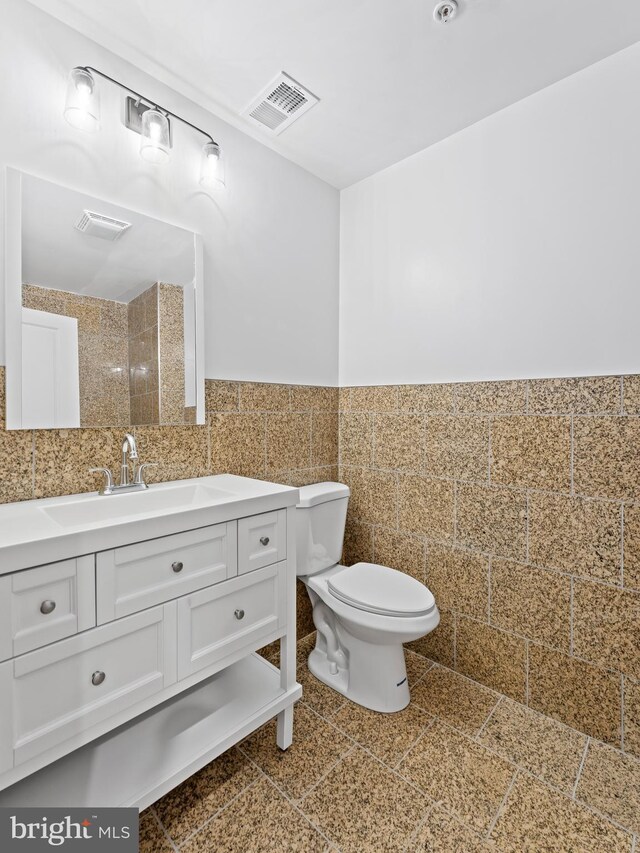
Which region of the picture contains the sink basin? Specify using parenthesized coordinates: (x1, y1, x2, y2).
(41, 483, 236, 528)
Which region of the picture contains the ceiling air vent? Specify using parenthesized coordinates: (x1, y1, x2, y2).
(243, 72, 319, 135)
(74, 210, 132, 241)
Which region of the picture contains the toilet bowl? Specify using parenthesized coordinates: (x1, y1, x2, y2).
(296, 483, 439, 713)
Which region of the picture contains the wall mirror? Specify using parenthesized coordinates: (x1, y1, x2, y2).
(4, 168, 204, 430)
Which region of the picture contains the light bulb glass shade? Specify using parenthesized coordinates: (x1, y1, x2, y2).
(63, 68, 100, 132)
(199, 141, 224, 188)
(140, 108, 170, 164)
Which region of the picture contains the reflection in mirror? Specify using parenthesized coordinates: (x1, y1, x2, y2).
(11, 172, 201, 429)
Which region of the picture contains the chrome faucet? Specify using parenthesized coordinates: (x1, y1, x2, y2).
(89, 433, 156, 495)
(120, 433, 138, 487)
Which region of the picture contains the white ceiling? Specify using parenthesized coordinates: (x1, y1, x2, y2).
(28, 0, 640, 188)
(21, 173, 195, 302)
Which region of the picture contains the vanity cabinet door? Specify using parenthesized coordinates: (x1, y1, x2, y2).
(96, 522, 237, 624)
(0, 557, 96, 662)
(238, 510, 286, 574)
(8, 604, 177, 767)
(177, 561, 287, 680)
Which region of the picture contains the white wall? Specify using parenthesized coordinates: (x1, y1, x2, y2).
(0, 0, 340, 386)
(339, 42, 640, 386)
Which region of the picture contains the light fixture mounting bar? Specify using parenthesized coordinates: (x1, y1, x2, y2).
(75, 66, 218, 147)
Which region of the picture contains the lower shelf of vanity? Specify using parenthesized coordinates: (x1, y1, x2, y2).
(0, 653, 301, 811)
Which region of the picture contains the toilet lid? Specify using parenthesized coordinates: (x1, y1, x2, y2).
(327, 562, 435, 617)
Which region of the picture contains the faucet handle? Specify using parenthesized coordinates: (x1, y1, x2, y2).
(89, 467, 114, 495)
(133, 462, 157, 487)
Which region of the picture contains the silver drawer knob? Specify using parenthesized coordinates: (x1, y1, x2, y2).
(259, 536, 270, 546)
(234, 609, 245, 620)
(91, 671, 106, 686)
(40, 600, 56, 615)
(172, 561, 184, 573)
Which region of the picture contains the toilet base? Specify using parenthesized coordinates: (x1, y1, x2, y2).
(307, 630, 410, 713)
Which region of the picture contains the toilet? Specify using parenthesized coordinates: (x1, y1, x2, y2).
(296, 482, 439, 713)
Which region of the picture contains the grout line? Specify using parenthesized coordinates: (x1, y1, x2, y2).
(621, 675, 626, 754)
(452, 611, 457, 671)
(487, 556, 492, 624)
(237, 751, 338, 850)
(569, 577, 574, 656)
(453, 479, 458, 545)
(484, 768, 519, 841)
(621, 503, 626, 588)
(162, 774, 262, 848)
(148, 807, 179, 853)
(401, 804, 436, 853)
(475, 694, 503, 741)
(525, 492, 530, 563)
(572, 789, 639, 838)
(571, 737, 590, 798)
(570, 414, 574, 496)
(392, 717, 437, 770)
(300, 701, 435, 800)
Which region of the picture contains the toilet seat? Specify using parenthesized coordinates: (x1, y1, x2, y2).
(327, 562, 435, 618)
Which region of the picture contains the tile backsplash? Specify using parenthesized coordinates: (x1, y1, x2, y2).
(339, 376, 640, 756)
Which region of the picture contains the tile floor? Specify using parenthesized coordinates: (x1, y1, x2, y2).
(140, 633, 640, 852)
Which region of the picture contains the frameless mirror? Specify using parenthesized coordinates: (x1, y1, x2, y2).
(4, 169, 204, 429)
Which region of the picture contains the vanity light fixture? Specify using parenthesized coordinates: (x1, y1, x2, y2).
(199, 141, 225, 188)
(63, 66, 224, 188)
(63, 67, 100, 132)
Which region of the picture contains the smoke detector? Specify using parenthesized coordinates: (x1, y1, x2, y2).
(243, 72, 319, 135)
(74, 210, 132, 241)
(433, 0, 458, 23)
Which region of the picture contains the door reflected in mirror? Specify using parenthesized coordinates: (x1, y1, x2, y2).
(5, 170, 203, 429)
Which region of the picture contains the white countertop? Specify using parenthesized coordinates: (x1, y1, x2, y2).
(0, 475, 299, 573)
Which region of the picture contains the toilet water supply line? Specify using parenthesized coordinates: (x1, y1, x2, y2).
(313, 601, 347, 674)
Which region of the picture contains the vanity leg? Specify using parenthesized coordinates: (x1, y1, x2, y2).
(276, 705, 294, 750)
(277, 629, 296, 750)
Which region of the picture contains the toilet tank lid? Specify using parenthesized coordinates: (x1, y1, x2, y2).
(297, 482, 350, 508)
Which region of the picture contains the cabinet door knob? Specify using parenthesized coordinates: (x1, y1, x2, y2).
(172, 561, 184, 573)
(259, 536, 270, 546)
(40, 600, 56, 615)
(91, 671, 106, 686)
(234, 609, 245, 620)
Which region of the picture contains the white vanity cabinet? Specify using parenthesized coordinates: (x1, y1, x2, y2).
(0, 476, 301, 810)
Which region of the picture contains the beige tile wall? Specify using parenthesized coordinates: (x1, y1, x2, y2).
(2, 365, 637, 749)
(0, 369, 337, 638)
(339, 377, 640, 755)
(23, 284, 130, 426)
(158, 283, 186, 424)
(128, 284, 160, 425)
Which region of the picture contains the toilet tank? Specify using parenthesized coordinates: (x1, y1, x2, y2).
(295, 482, 350, 576)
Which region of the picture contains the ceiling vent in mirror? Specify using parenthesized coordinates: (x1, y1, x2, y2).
(243, 72, 319, 135)
(74, 210, 132, 241)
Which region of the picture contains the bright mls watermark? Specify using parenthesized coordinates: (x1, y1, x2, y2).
(0, 808, 138, 851)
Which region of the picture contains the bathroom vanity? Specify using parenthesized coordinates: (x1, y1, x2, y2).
(0, 475, 301, 809)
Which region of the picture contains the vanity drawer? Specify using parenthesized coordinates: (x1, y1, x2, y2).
(1, 604, 176, 768)
(96, 522, 237, 624)
(238, 510, 286, 575)
(177, 561, 286, 680)
(0, 557, 96, 662)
